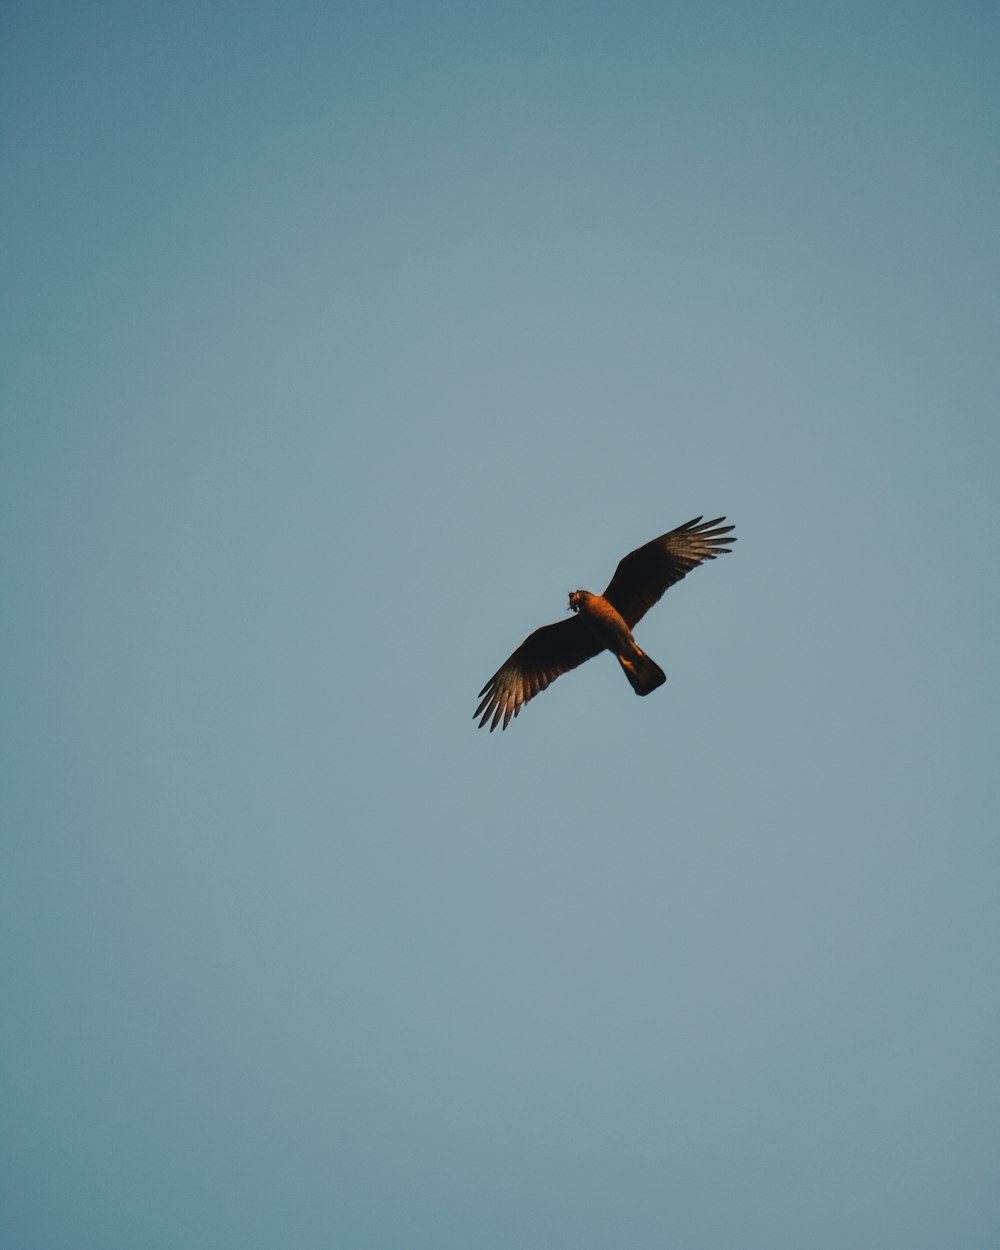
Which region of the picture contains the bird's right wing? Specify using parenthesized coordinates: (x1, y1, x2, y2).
(603, 516, 736, 628)
(475, 615, 603, 731)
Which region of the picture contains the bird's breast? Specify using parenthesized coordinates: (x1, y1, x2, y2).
(579, 594, 635, 652)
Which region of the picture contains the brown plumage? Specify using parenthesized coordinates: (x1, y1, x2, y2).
(474, 516, 736, 731)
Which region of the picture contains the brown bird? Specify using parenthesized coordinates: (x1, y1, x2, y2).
(475, 516, 736, 731)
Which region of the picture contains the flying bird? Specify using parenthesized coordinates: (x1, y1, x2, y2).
(474, 516, 736, 731)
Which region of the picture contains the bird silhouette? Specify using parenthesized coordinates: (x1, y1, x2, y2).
(475, 516, 736, 731)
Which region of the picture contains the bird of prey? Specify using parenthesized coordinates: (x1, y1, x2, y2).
(474, 516, 736, 731)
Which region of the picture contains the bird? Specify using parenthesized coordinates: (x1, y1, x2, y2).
(474, 516, 736, 731)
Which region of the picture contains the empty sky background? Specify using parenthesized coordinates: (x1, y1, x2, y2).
(3, 2, 999, 1247)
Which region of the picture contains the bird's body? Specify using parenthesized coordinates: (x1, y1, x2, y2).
(568, 590, 666, 696)
(475, 516, 735, 731)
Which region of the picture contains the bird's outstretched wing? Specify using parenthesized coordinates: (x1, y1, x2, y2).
(603, 516, 736, 628)
(475, 616, 604, 731)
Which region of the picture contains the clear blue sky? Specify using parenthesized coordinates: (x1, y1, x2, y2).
(3, 3, 999, 1247)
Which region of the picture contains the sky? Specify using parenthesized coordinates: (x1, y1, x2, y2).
(2, 2, 999, 1246)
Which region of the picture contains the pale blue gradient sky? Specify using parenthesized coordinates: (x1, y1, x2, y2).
(3, 3, 999, 1247)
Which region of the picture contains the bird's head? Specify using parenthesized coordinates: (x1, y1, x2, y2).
(568, 590, 589, 612)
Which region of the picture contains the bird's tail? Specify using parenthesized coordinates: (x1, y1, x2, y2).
(617, 646, 666, 696)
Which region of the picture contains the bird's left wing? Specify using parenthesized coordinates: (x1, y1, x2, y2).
(475, 615, 603, 731)
(603, 516, 736, 628)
